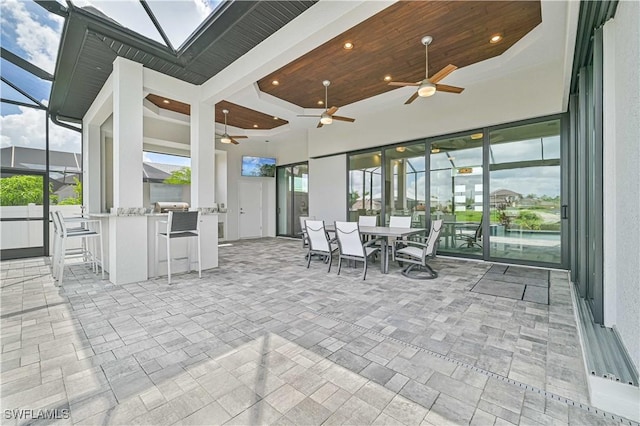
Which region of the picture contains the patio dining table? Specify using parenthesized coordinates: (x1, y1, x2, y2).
(326, 224, 426, 274)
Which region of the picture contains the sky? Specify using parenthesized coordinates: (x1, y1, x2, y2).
(0, 0, 219, 155)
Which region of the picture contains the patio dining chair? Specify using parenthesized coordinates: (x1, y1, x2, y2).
(299, 215, 315, 249)
(388, 215, 413, 260)
(395, 219, 443, 279)
(155, 211, 201, 284)
(305, 220, 338, 272)
(334, 221, 381, 280)
(51, 210, 104, 286)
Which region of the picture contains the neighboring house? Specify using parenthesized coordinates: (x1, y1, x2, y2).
(489, 189, 522, 207)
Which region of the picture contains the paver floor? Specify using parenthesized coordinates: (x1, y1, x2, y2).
(0, 238, 627, 425)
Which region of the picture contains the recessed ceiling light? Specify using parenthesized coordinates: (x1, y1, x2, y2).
(470, 132, 483, 140)
(273, 116, 279, 120)
(395, 146, 406, 153)
(272, 80, 279, 85)
(343, 42, 354, 50)
(163, 99, 170, 104)
(383, 75, 392, 82)
(317, 100, 324, 105)
(253, 124, 259, 128)
(489, 34, 503, 44)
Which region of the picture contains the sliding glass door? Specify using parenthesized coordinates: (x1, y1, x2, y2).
(488, 119, 562, 265)
(383, 144, 426, 227)
(276, 163, 309, 237)
(429, 133, 484, 257)
(348, 151, 382, 223)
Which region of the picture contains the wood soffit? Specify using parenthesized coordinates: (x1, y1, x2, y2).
(146, 95, 289, 130)
(258, 1, 542, 109)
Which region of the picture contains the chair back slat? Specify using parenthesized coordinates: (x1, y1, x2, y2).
(334, 221, 364, 257)
(389, 216, 411, 228)
(169, 211, 199, 233)
(424, 219, 444, 256)
(358, 215, 377, 226)
(305, 220, 330, 252)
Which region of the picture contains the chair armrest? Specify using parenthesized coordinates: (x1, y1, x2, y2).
(364, 237, 384, 247)
(394, 239, 430, 250)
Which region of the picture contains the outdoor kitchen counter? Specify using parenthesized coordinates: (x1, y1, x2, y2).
(88, 212, 219, 285)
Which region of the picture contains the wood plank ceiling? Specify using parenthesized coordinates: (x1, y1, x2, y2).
(147, 1, 540, 129)
(258, 1, 541, 109)
(146, 95, 288, 130)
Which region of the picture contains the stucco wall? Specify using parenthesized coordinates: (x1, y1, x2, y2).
(609, 0, 640, 370)
(603, 0, 640, 371)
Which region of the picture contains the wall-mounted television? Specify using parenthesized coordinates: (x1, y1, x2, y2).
(241, 156, 276, 177)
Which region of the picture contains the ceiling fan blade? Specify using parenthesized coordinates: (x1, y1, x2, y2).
(327, 106, 339, 115)
(388, 81, 420, 87)
(317, 121, 323, 128)
(229, 135, 248, 139)
(332, 115, 355, 123)
(435, 84, 464, 94)
(429, 64, 457, 84)
(404, 92, 419, 105)
(230, 138, 240, 145)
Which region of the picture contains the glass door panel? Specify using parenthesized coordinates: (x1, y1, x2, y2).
(383, 144, 426, 227)
(292, 164, 309, 236)
(276, 163, 309, 237)
(429, 134, 483, 256)
(276, 166, 291, 236)
(348, 151, 382, 224)
(488, 120, 562, 264)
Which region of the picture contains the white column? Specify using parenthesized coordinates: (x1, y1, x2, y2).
(112, 57, 144, 208)
(190, 101, 215, 208)
(108, 57, 147, 284)
(83, 124, 101, 213)
(189, 101, 218, 270)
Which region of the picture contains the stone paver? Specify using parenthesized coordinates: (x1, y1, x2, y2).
(0, 240, 624, 425)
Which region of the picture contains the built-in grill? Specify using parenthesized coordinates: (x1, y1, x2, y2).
(153, 202, 190, 213)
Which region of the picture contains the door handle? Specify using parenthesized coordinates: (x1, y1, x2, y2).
(561, 205, 568, 219)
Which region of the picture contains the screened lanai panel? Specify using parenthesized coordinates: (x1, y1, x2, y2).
(0, 82, 40, 107)
(146, 0, 226, 49)
(72, 0, 167, 46)
(0, 1, 63, 75)
(0, 59, 52, 104)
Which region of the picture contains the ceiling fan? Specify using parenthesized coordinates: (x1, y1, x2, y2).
(388, 35, 464, 104)
(298, 80, 355, 128)
(218, 109, 247, 145)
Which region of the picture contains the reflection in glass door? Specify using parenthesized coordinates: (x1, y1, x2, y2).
(488, 119, 562, 265)
(383, 144, 426, 227)
(348, 151, 382, 224)
(429, 133, 484, 257)
(276, 163, 309, 237)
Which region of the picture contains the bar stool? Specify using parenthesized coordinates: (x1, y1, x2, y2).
(51, 210, 104, 285)
(154, 211, 201, 284)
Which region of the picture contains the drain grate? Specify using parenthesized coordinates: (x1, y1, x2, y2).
(311, 309, 639, 426)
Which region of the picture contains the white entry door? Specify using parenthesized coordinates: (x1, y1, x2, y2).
(239, 180, 263, 238)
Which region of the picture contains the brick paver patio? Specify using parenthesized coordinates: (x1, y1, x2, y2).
(0, 238, 626, 425)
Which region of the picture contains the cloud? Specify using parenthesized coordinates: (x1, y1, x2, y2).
(0, 106, 81, 153)
(0, 0, 63, 74)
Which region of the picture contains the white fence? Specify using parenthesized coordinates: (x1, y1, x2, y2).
(0, 204, 81, 250)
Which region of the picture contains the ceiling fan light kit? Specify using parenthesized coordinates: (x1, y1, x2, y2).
(297, 79, 355, 128)
(219, 109, 247, 145)
(388, 35, 464, 104)
(418, 80, 436, 97)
